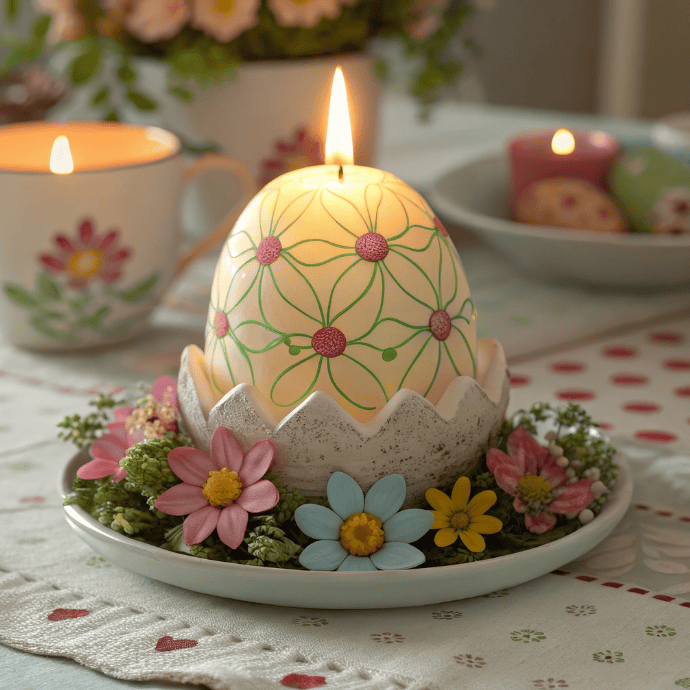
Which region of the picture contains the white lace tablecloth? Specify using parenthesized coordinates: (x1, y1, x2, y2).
(2, 98, 690, 690)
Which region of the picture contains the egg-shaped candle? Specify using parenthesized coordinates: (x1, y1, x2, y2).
(204, 165, 477, 423)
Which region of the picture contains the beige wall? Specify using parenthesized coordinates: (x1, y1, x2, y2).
(463, 0, 690, 118)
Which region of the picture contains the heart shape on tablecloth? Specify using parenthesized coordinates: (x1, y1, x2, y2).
(155, 635, 198, 652)
(281, 674, 327, 688)
(47, 608, 89, 621)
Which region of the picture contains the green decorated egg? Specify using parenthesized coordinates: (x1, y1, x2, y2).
(609, 147, 690, 234)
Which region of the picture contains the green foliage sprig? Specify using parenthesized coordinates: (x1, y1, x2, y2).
(57, 392, 126, 449)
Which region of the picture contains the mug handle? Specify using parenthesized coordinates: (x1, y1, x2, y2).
(175, 154, 257, 276)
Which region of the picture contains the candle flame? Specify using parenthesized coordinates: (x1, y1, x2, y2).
(50, 135, 74, 174)
(551, 128, 575, 155)
(325, 67, 354, 166)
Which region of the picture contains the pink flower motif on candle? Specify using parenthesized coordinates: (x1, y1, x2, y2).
(154, 426, 279, 547)
(433, 215, 449, 237)
(214, 311, 229, 337)
(487, 427, 595, 534)
(39, 218, 132, 289)
(356, 233, 389, 262)
(259, 126, 323, 187)
(429, 309, 451, 341)
(312, 326, 347, 358)
(256, 236, 282, 265)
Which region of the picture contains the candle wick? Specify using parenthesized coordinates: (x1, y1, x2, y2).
(338, 164, 344, 183)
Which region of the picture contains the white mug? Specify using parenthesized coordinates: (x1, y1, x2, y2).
(0, 121, 255, 351)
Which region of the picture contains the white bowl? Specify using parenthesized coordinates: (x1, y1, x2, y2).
(61, 450, 632, 609)
(428, 154, 690, 288)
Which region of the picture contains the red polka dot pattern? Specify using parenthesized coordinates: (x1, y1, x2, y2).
(622, 402, 661, 413)
(664, 359, 690, 371)
(650, 331, 683, 343)
(602, 346, 637, 358)
(510, 374, 530, 387)
(611, 374, 648, 386)
(550, 361, 585, 373)
(598, 423, 614, 431)
(675, 386, 690, 398)
(634, 430, 679, 443)
(556, 389, 595, 401)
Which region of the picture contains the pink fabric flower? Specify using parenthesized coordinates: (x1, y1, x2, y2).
(154, 427, 280, 548)
(487, 427, 594, 534)
(77, 433, 129, 483)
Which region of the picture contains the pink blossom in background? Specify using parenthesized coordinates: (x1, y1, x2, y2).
(191, 0, 260, 42)
(124, 0, 191, 42)
(267, 0, 356, 28)
(154, 426, 279, 548)
(406, 0, 450, 40)
(487, 427, 594, 534)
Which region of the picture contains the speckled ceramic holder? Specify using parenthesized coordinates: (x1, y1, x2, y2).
(177, 338, 509, 507)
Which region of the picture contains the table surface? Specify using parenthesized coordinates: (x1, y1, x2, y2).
(1, 92, 689, 690)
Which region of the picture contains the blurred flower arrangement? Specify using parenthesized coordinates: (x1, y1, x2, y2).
(1, 0, 479, 121)
(62, 377, 618, 572)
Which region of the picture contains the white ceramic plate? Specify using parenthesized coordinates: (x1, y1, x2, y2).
(428, 154, 690, 288)
(61, 449, 632, 609)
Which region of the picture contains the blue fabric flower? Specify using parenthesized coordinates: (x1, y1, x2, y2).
(294, 472, 434, 571)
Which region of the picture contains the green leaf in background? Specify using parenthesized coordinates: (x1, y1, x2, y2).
(103, 109, 120, 122)
(3, 283, 39, 309)
(125, 89, 157, 111)
(69, 45, 102, 85)
(167, 86, 193, 103)
(115, 273, 159, 303)
(36, 272, 62, 301)
(5, 0, 18, 22)
(81, 304, 111, 330)
(90, 85, 110, 107)
(30, 313, 74, 343)
(32, 14, 50, 41)
(104, 317, 136, 337)
(116, 61, 136, 83)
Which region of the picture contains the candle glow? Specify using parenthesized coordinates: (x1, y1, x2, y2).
(49, 135, 74, 175)
(325, 66, 354, 167)
(551, 128, 575, 156)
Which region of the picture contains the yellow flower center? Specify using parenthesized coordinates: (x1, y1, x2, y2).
(450, 511, 470, 530)
(214, 0, 236, 14)
(340, 512, 384, 556)
(518, 474, 552, 504)
(65, 248, 104, 279)
(202, 468, 242, 507)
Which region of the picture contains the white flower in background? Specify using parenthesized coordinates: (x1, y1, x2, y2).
(406, 0, 450, 41)
(652, 186, 690, 235)
(125, 0, 191, 42)
(268, 0, 355, 28)
(192, 0, 261, 41)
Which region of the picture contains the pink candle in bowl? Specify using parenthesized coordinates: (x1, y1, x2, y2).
(509, 128, 620, 210)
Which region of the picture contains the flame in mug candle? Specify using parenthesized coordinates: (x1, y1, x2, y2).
(49, 135, 74, 174)
(551, 128, 575, 155)
(325, 66, 354, 166)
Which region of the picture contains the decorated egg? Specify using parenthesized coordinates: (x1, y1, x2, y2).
(609, 147, 690, 234)
(515, 177, 627, 233)
(205, 166, 477, 423)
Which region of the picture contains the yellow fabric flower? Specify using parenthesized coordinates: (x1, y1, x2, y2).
(425, 476, 502, 552)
